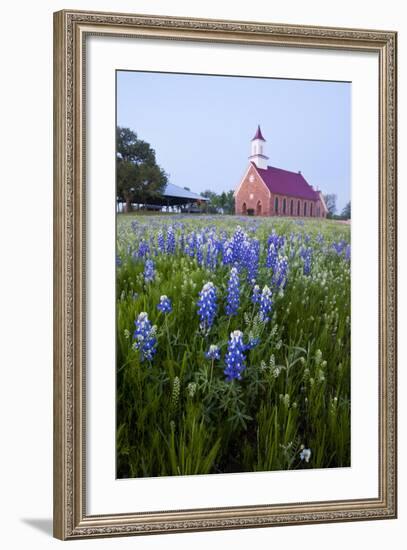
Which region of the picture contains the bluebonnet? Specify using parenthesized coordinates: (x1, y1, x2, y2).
(157, 230, 165, 253)
(205, 344, 221, 360)
(225, 267, 240, 316)
(143, 259, 155, 284)
(224, 330, 246, 381)
(197, 282, 218, 332)
(138, 239, 150, 259)
(300, 447, 312, 463)
(345, 244, 351, 262)
(133, 312, 157, 362)
(243, 238, 260, 282)
(245, 337, 260, 350)
(196, 243, 203, 266)
(205, 241, 219, 271)
(230, 226, 246, 264)
(185, 232, 196, 258)
(116, 255, 122, 267)
(251, 284, 261, 304)
(271, 255, 289, 289)
(157, 295, 172, 314)
(222, 240, 234, 265)
(300, 247, 312, 276)
(166, 225, 176, 254)
(266, 243, 278, 271)
(259, 285, 273, 322)
(332, 240, 347, 255)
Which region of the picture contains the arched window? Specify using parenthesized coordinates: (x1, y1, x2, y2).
(256, 200, 262, 216)
(310, 203, 313, 217)
(297, 200, 300, 216)
(304, 202, 307, 216)
(317, 206, 320, 217)
(274, 197, 279, 214)
(242, 202, 247, 215)
(290, 200, 294, 216)
(283, 198, 286, 214)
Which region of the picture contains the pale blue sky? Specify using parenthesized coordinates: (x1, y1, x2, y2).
(117, 71, 350, 212)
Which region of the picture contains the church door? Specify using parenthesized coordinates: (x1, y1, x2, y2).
(256, 200, 262, 216)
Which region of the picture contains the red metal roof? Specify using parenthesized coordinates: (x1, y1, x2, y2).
(251, 125, 266, 142)
(254, 164, 320, 201)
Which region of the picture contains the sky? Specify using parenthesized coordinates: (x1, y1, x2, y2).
(117, 70, 350, 213)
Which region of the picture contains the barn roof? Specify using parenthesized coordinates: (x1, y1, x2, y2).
(254, 164, 320, 201)
(163, 183, 209, 201)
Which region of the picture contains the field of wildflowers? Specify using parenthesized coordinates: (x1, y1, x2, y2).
(116, 214, 351, 478)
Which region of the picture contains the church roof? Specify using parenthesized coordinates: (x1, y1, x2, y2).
(254, 164, 320, 201)
(251, 125, 266, 142)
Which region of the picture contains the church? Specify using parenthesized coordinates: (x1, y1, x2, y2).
(234, 126, 328, 218)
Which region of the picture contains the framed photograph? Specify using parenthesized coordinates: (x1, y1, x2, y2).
(53, 9, 397, 540)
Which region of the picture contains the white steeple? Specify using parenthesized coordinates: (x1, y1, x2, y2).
(249, 125, 269, 169)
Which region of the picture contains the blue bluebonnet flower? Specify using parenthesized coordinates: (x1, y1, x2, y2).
(132, 312, 157, 362)
(245, 337, 260, 350)
(231, 226, 246, 264)
(273, 255, 289, 288)
(138, 239, 150, 259)
(300, 248, 312, 276)
(205, 344, 221, 360)
(222, 241, 234, 265)
(143, 259, 155, 284)
(205, 241, 219, 271)
(116, 255, 122, 267)
(266, 242, 278, 271)
(259, 285, 273, 322)
(345, 244, 351, 262)
(244, 238, 260, 282)
(166, 225, 176, 254)
(224, 330, 246, 381)
(300, 447, 312, 463)
(225, 267, 240, 316)
(196, 243, 203, 266)
(197, 282, 218, 332)
(251, 284, 261, 304)
(157, 230, 165, 253)
(157, 295, 172, 314)
(332, 240, 347, 255)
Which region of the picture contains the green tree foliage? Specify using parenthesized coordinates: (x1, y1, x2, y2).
(323, 193, 337, 218)
(341, 201, 351, 219)
(202, 189, 235, 214)
(117, 127, 168, 211)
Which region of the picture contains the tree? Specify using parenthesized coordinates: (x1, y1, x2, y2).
(341, 201, 351, 219)
(116, 127, 168, 211)
(323, 193, 337, 218)
(201, 189, 235, 214)
(223, 190, 235, 214)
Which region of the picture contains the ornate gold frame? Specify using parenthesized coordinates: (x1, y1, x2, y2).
(53, 9, 397, 540)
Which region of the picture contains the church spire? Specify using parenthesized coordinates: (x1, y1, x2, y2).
(249, 125, 269, 169)
(251, 124, 266, 142)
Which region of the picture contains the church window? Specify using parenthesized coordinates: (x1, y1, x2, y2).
(310, 203, 313, 217)
(290, 200, 293, 215)
(297, 200, 300, 216)
(274, 197, 279, 214)
(283, 198, 286, 214)
(304, 202, 307, 216)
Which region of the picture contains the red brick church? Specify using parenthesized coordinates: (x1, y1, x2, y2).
(235, 126, 328, 218)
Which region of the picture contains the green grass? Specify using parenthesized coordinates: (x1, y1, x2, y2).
(116, 214, 350, 478)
